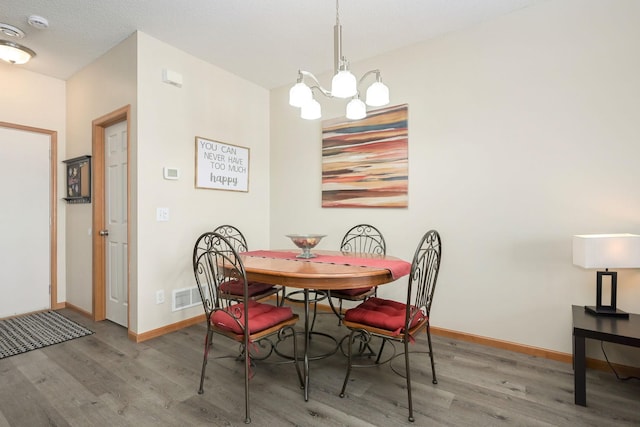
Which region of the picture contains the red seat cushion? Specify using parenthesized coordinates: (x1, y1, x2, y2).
(332, 286, 373, 297)
(219, 279, 275, 297)
(344, 297, 426, 335)
(211, 300, 294, 334)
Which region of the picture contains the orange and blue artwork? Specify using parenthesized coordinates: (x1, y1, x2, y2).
(322, 104, 408, 208)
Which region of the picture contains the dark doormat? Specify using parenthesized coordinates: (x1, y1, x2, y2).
(0, 310, 93, 359)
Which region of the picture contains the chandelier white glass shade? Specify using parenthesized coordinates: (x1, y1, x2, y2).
(0, 40, 36, 64)
(331, 68, 357, 99)
(289, 81, 313, 108)
(289, 0, 390, 120)
(366, 80, 390, 107)
(301, 98, 322, 120)
(346, 97, 366, 120)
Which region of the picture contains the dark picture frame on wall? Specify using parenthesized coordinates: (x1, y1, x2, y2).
(63, 155, 91, 204)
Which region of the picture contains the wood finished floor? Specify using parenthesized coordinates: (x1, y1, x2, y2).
(1, 308, 639, 427)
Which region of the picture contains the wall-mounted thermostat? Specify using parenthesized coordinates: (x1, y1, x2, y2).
(163, 167, 180, 180)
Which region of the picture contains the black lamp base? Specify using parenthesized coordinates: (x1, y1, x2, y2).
(584, 305, 629, 318)
(585, 270, 629, 318)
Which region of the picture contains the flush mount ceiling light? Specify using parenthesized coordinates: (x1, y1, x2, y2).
(0, 39, 36, 65)
(289, 0, 390, 120)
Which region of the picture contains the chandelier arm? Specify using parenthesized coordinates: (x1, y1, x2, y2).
(299, 70, 332, 98)
(357, 69, 382, 86)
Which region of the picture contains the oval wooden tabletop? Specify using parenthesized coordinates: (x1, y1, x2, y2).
(240, 250, 405, 290)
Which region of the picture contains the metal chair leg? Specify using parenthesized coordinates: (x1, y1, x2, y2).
(198, 327, 213, 394)
(309, 293, 320, 334)
(339, 330, 356, 398)
(375, 339, 387, 364)
(285, 325, 304, 389)
(426, 325, 437, 384)
(326, 291, 343, 326)
(278, 286, 286, 306)
(243, 335, 250, 424)
(404, 339, 414, 423)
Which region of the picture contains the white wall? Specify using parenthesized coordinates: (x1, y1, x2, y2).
(270, 0, 640, 363)
(0, 66, 67, 305)
(135, 33, 271, 333)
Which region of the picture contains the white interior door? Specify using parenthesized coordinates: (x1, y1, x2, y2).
(0, 127, 50, 318)
(105, 121, 128, 326)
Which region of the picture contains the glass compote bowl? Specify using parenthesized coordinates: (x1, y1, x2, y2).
(286, 234, 326, 258)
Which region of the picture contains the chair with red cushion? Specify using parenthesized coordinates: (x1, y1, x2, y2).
(211, 225, 283, 305)
(193, 232, 302, 424)
(339, 230, 442, 423)
(327, 224, 386, 324)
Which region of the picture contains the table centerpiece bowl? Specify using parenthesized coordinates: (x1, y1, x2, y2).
(286, 234, 326, 259)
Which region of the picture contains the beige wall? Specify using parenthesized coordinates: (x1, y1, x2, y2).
(65, 31, 271, 334)
(134, 32, 271, 333)
(0, 66, 67, 304)
(270, 0, 640, 364)
(66, 33, 138, 324)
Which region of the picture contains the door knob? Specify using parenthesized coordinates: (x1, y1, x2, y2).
(99, 229, 109, 236)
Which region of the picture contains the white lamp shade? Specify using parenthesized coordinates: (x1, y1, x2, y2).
(573, 234, 640, 269)
(300, 98, 321, 120)
(365, 81, 390, 107)
(346, 98, 366, 120)
(331, 70, 357, 98)
(0, 40, 35, 65)
(289, 82, 312, 107)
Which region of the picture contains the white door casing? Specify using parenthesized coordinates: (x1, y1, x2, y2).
(104, 121, 128, 326)
(0, 127, 50, 317)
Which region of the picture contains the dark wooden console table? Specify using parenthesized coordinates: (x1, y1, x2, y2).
(572, 304, 640, 406)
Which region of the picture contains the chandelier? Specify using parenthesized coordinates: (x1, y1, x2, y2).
(288, 0, 390, 120)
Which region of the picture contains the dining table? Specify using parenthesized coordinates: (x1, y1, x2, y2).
(239, 249, 412, 401)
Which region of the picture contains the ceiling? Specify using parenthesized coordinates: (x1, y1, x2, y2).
(1, 0, 548, 89)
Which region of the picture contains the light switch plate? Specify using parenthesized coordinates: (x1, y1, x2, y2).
(157, 207, 169, 221)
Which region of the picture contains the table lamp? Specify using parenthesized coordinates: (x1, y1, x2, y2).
(573, 233, 640, 318)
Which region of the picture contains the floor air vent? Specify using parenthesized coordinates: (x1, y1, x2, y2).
(172, 286, 203, 311)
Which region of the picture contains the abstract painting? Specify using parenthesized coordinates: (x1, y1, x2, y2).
(322, 104, 408, 208)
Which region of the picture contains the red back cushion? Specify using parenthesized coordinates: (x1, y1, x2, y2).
(344, 297, 426, 335)
(211, 300, 294, 334)
(219, 279, 274, 297)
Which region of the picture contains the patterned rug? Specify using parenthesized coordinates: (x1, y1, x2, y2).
(0, 310, 93, 359)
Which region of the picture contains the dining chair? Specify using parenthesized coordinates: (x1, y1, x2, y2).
(327, 224, 386, 325)
(212, 225, 283, 305)
(339, 229, 442, 423)
(192, 231, 302, 424)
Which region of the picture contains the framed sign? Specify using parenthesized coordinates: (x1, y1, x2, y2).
(195, 136, 249, 192)
(63, 155, 91, 204)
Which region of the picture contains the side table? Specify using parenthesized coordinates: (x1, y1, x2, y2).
(572, 304, 640, 406)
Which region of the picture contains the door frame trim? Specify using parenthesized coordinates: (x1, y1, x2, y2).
(0, 121, 59, 310)
(91, 106, 131, 326)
